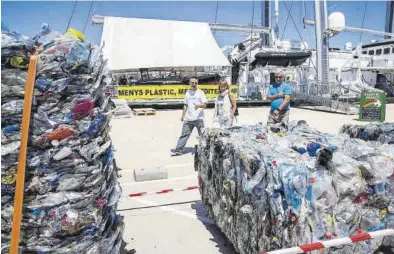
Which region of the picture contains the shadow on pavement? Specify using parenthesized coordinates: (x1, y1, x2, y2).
(190, 201, 237, 254)
(119, 239, 137, 254)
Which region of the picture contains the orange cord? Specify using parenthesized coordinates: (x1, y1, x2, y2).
(10, 55, 37, 254)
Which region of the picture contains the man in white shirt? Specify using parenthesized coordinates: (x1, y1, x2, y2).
(171, 77, 207, 155)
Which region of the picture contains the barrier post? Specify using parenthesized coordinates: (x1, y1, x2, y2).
(10, 55, 37, 254)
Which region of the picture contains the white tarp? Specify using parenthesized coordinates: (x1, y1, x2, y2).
(100, 16, 231, 71)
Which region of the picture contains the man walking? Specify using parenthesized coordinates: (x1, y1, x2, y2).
(266, 70, 292, 132)
(171, 77, 207, 155)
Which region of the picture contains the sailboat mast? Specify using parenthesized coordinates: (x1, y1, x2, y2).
(385, 0, 394, 39)
(274, 0, 279, 39)
(314, 0, 329, 86)
(261, 0, 271, 47)
(265, 0, 270, 29)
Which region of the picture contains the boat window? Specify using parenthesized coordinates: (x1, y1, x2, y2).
(384, 48, 390, 54)
(362, 51, 367, 54)
(368, 50, 374, 55)
(392, 47, 394, 53)
(376, 49, 382, 55)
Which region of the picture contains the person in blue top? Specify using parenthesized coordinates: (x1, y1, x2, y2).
(266, 69, 292, 132)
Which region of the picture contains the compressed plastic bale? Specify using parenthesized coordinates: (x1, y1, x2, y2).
(323, 242, 368, 254)
(329, 153, 366, 199)
(333, 197, 361, 237)
(309, 171, 338, 240)
(341, 138, 375, 159)
(383, 214, 394, 247)
(340, 122, 394, 144)
(360, 207, 385, 232)
(358, 155, 394, 185)
(0, 25, 131, 254)
(196, 121, 394, 254)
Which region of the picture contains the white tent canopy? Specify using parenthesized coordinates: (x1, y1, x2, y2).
(100, 16, 231, 72)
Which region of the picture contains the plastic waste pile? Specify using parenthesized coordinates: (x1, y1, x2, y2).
(1, 25, 128, 253)
(112, 99, 132, 118)
(195, 121, 394, 254)
(340, 122, 394, 144)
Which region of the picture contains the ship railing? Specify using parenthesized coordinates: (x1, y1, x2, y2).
(291, 81, 360, 114)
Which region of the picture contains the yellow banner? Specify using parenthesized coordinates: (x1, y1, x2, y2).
(117, 84, 239, 100)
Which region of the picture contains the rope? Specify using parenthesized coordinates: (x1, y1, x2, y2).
(341, 30, 381, 38)
(303, 0, 309, 42)
(303, 0, 307, 21)
(281, 0, 294, 40)
(213, 0, 220, 36)
(359, 1, 368, 43)
(83, 1, 94, 34)
(214, 0, 219, 24)
(244, 0, 256, 85)
(283, 0, 317, 72)
(66, 1, 78, 32)
(248, 0, 255, 65)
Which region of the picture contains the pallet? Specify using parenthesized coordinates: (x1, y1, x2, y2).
(132, 108, 156, 116)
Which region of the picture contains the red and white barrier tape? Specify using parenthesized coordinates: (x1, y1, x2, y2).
(260, 229, 394, 254)
(129, 186, 199, 197)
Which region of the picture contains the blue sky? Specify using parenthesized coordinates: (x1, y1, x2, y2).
(1, 1, 390, 50)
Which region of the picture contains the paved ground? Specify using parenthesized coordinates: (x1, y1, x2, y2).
(110, 105, 394, 254)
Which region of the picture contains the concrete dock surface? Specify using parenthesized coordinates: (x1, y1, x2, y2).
(110, 105, 394, 254)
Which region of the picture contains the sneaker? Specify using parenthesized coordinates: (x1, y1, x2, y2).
(171, 148, 183, 155)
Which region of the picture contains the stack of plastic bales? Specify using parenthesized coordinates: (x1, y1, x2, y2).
(1, 25, 128, 253)
(340, 122, 394, 144)
(195, 122, 394, 254)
